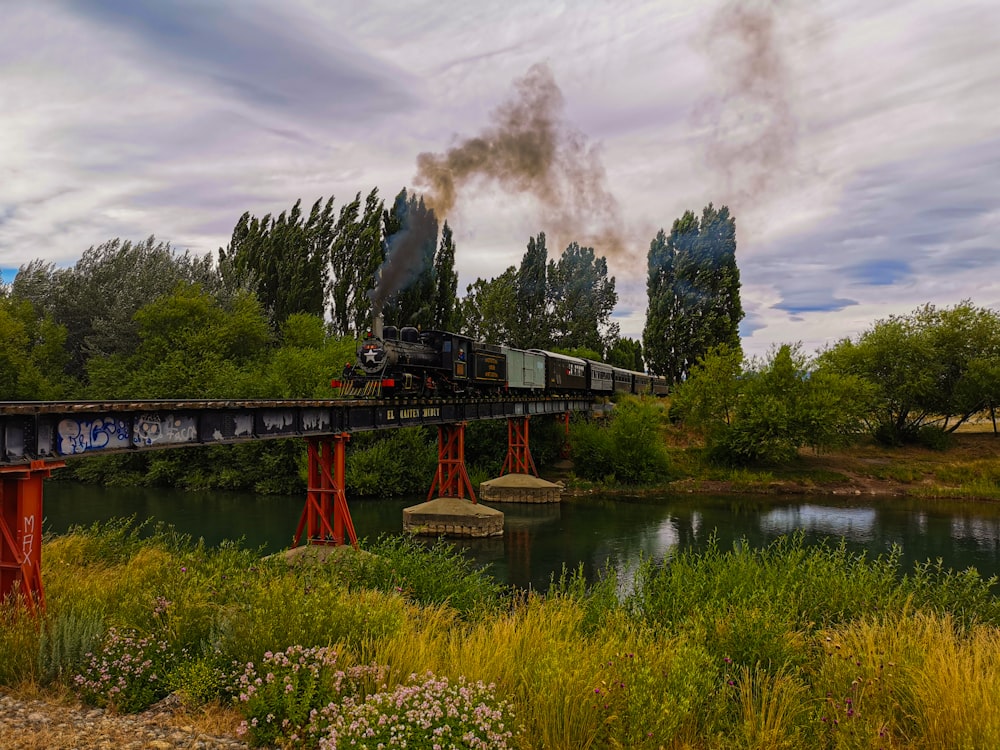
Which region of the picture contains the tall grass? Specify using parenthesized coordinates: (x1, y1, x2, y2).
(3, 521, 998, 749)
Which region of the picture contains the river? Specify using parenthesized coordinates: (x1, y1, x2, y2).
(42, 482, 1000, 590)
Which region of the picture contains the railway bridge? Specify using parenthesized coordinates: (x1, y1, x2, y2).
(0, 396, 593, 612)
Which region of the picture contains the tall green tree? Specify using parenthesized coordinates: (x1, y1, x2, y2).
(513, 232, 551, 348)
(643, 204, 743, 383)
(460, 268, 519, 344)
(547, 242, 618, 354)
(219, 198, 332, 328)
(329, 188, 384, 337)
(432, 221, 459, 330)
(0, 295, 69, 399)
(377, 189, 439, 328)
(11, 237, 217, 375)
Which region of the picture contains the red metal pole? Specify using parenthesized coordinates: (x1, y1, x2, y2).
(0, 460, 64, 615)
(426, 423, 478, 503)
(501, 416, 538, 476)
(293, 435, 357, 549)
(560, 411, 572, 458)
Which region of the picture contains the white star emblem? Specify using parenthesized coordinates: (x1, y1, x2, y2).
(364, 349, 380, 363)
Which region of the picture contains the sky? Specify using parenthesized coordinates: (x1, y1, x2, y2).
(2, 0, 999, 358)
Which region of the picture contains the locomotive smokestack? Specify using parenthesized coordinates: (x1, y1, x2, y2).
(373, 313, 384, 339)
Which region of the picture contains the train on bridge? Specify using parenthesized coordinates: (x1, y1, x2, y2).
(334, 320, 669, 399)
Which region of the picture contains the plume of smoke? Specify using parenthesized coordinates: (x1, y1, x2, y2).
(415, 63, 630, 260)
(368, 193, 438, 318)
(695, 0, 809, 206)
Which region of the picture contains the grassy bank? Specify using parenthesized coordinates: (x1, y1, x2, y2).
(2, 522, 999, 748)
(564, 398, 1000, 502)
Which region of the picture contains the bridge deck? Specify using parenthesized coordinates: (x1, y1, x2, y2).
(0, 397, 593, 466)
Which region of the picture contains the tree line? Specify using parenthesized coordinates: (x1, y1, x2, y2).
(0, 186, 747, 402)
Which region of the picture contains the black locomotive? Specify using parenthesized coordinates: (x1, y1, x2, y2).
(333, 319, 667, 398)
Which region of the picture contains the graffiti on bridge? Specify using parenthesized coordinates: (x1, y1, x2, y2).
(57, 417, 130, 455)
(133, 414, 198, 446)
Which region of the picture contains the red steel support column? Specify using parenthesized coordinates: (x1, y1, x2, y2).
(560, 411, 572, 458)
(427, 422, 478, 503)
(293, 435, 358, 549)
(1, 460, 64, 615)
(501, 416, 538, 477)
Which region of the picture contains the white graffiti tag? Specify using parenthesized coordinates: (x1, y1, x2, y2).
(134, 414, 198, 445)
(21, 515, 35, 567)
(57, 418, 130, 455)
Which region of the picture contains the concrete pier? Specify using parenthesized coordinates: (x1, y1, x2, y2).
(403, 496, 504, 537)
(479, 473, 563, 504)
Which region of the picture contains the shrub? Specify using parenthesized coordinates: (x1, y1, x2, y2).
(570, 398, 671, 485)
(315, 672, 516, 750)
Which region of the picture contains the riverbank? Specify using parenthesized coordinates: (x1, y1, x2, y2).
(561, 431, 1000, 502)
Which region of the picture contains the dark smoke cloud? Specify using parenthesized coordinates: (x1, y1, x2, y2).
(695, 0, 810, 206)
(414, 62, 630, 260)
(368, 195, 437, 317)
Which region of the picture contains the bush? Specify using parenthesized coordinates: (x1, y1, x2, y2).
(346, 428, 437, 496)
(570, 398, 671, 485)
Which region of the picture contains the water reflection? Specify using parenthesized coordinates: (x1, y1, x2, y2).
(42, 483, 1000, 591)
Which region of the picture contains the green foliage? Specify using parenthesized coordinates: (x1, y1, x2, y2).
(513, 231, 552, 349)
(219, 198, 332, 327)
(548, 242, 618, 353)
(0, 296, 70, 399)
(316, 673, 516, 750)
(329, 188, 384, 337)
(570, 397, 671, 485)
(675, 344, 870, 467)
(11, 238, 219, 376)
(461, 267, 519, 343)
(37, 609, 106, 684)
(337, 535, 507, 616)
(233, 645, 385, 747)
(818, 300, 1000, 437)
(606, 335, 644, 371)
(87, 284, 271, 399)
(643, 204, 743, 383)
(432, 221, 460, 330)
(73, 627, 175, 712)
(345, 428, 437, 497)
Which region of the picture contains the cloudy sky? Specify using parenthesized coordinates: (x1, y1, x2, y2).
(2, 0, 999, 357)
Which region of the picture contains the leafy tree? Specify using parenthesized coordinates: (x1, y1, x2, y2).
(513, 232, 551, 349)
(219, 198, 332, 328)
(460, 268, 519, 344)
(643, 204, 743, 383)
(377, 189, 439, 328)
(0, 296, 69, 399)
(547, 242, 618, 354)
(606, 336, 644, 371)
(87, 284, 271, 399)
(674, 344, 870, 465)
(817, 301, 1000, 440)
(12, 238, 217, 375)
(329, 189, 384, 337)
(432, 221, 459, 330)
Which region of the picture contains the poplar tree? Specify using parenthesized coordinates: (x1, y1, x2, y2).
(219, 198, 332, 328)
(432, 221, 459, 330)
(513, 232, 551, 349)
(643, 204, 743, 383)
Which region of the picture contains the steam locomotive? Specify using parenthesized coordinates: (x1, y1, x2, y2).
(332, 319, 669, 398)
